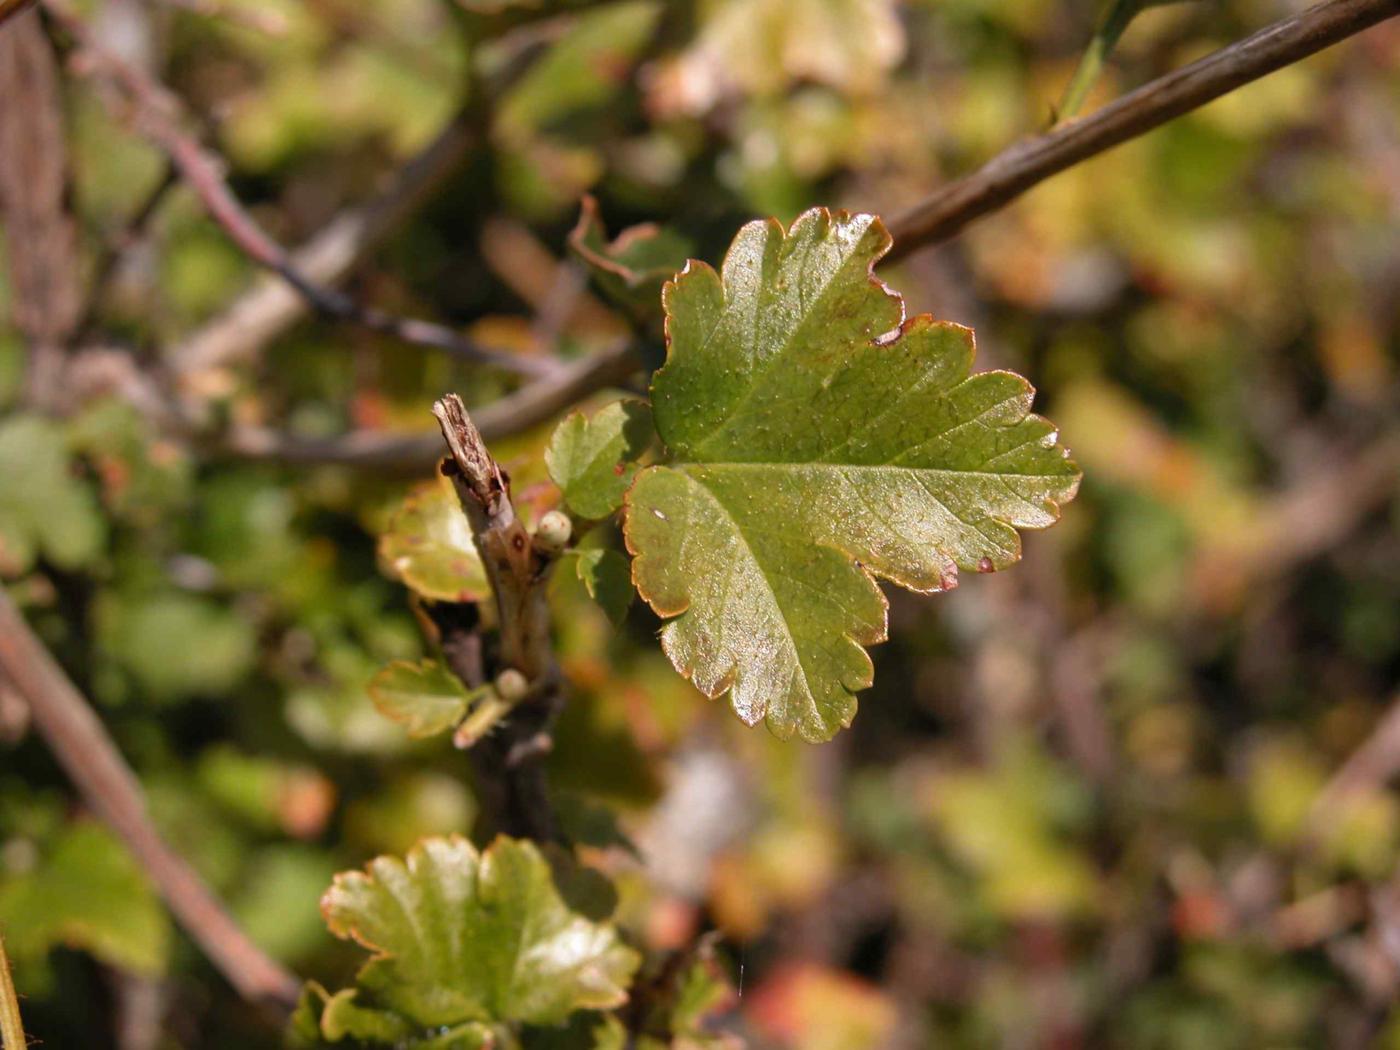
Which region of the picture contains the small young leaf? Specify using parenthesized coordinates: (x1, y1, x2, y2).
(321, 836, 640, 1029)
(368, 660, 477, 739)
(569, 196, 693, 319)
(567, 526, 636, 627)
(546, 400, 654, 520)
(378, 477, 489, 603)
(625, 209, 1080, 741)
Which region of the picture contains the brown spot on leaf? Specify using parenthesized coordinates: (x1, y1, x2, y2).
(977, 557, 995, 573)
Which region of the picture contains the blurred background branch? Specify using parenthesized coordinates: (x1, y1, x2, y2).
(887, 0, 1400, 259)
(0, 592, 301, 1012)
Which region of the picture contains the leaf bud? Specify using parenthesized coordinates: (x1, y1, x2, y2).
(494, 668, 529, 703)
(534, 510, 573, 553)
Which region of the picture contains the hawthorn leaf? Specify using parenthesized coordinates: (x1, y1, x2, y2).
(546, 400, 655, 520)
(569, 196, 692, 320)
(368, 660, 479, 739)
(624, 209, 1080, 741)
(379, 477, 489, 604)
(321, 836, 640, 1029)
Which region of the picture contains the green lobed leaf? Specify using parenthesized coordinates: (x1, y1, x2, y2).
(624, 209, 1080, 740)
(0, 414, 106, 575)
(368, 660, 478, 739)
(379, 477, 490, 604)
(321, 836, 641, 1029)
(0, 820, 171, 976)
(547, 400, 655, 520)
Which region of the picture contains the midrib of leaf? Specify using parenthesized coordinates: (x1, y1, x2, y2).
(673, 469, 823, 729)
(685, 461, 1070, 482)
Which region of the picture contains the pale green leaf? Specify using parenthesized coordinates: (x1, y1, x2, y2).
(0, 414, 105, 575)
(0, 821, 171, 975)
(547, 400, 655, 520)
(379, 477, 489, 604)
(667, 0, 904, 107)
(368, 660, 477, 739)
(625, 209, 1080, 740)
(321, 836, 640, 1028)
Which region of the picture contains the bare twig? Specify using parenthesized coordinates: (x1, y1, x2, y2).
(431, 394, 565, 841)
(171, 114, 478, 379)
(0, 592, 301, 1012)
(0, 6, 82, 409)
(886, 0, 1400, 261)
(0, 927, 23, 1050)
(218, 338, 638, 470)
(42, 0, 556, 377)
(77, 163, 178, 341)
(433, 394, 554, 679)
(1307, 692, 1400, 843)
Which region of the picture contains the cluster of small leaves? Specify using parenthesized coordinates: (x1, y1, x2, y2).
(326, 203, 1076, 1047)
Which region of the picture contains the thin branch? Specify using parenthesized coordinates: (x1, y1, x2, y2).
(886, 0, 1400, 261)
(217, 337, 638, 470)
(1307, 691, 1400, 843)
(41, 0, 557, 378)
(0, 6, 82, 410)
(0, 592, 302, 1012)
(171, 112, 478, 379)
(76, 162, 178, 342)
(0, 0, 32, 27)
(0, 928, 23, 1050)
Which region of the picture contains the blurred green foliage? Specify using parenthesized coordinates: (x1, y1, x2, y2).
(1, 0, 1398, 1047)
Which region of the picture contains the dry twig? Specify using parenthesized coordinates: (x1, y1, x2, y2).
(430, 394, 565, 841)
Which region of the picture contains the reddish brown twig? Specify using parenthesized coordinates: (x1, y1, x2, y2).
(0, 7, 82, 409)
(0, 0, 32, 27)
(41, 0, 557, 378)
(886, 0, 1400, 260)
(171, 112, 478, 379)
(0, 592, 302, 1012)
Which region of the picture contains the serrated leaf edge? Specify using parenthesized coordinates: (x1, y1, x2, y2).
(622, 207, 1082, 738)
